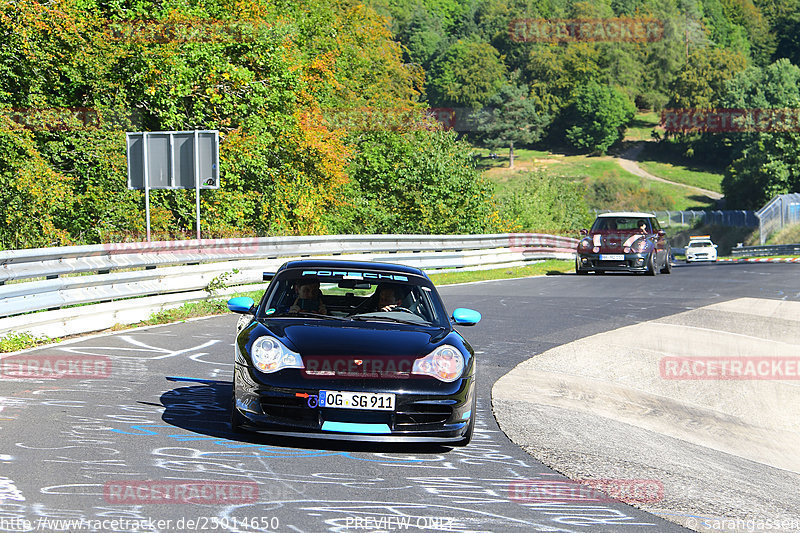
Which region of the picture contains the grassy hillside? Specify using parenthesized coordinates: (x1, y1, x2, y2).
(637, 143, 724, 193)
(624, 111, 661, 142)
(765, 223, 800, 245)
(478, 148, 719, 213)
(481, 112, 729, 216)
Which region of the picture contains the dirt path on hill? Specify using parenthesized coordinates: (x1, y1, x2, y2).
(618, 142, 724, 201)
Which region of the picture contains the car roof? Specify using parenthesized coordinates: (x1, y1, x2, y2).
(596, 212, 657, 218)
(278, 259, 426, 277)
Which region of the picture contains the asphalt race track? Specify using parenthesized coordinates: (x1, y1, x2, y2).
(1, 261, 798, 533)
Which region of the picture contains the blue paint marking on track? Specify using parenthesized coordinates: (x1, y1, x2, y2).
(107, 424, 425, 463)
(166, 376, 227, 385)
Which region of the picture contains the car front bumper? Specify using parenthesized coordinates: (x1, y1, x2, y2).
(232, 363, 475, 442)
(686, 253, 717, 262)
(576, 252, 653, 272)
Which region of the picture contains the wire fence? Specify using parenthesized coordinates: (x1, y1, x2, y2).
(755, 193, 800, 244)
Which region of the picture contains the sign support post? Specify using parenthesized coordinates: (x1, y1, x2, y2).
(126, 130, 219, 243)
(143, 132, 151, 242)
(194, 130, 201, 240)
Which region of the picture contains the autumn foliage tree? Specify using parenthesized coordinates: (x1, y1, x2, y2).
(0, 0, 501, 249)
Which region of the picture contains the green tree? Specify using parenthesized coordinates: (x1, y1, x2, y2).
(331, 128, 505, 234)
(562, 81, 636, 154)
(0, 0, 436, 247)
(474, 80, 551, 168)
(718, 59, 800, 208)
(666, 47, 748, 110)
(427, 40, 507, 108)
(764, 0, 800, 65)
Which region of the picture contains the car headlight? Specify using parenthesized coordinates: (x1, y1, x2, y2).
(412, 344, 465, 382)
(630, 237, 650, 253)
(578, 238, 592, 252)
(250, 336, 303, 373)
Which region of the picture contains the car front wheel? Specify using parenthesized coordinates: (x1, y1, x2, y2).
(661, 252, 672, 274)
(646, 253, 657, 276)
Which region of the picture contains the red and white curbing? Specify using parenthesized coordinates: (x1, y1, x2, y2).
(719, 257, 800, 263)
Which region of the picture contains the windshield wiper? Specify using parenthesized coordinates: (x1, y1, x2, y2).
(264, 311, 348, 320)
(349, 314, 429, 326)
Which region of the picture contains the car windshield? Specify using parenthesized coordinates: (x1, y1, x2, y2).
(591, 217, 652, 232)
(688, 241, 713, 247)
(257, 268, 448, 327)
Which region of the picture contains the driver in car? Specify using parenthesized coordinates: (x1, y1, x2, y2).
(376, 284, 403, 311)
(289, 280, 327, 314)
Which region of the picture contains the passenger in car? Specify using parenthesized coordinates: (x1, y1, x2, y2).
(290, 280, 327, 314)
(637, 219, 649, 233)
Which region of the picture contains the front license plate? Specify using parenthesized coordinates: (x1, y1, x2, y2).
(599, 254, 625, 261)
(319, 390, 395, 411)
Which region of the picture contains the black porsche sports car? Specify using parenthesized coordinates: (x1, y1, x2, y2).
(226, 259, 481, 445)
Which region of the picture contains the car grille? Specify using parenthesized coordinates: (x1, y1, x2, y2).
(260, 396, 316, 422)
(395, 404, 452, 428)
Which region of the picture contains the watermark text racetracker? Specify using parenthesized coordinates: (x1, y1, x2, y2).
(508, 478, 664, 504)
(0, 355, 111, 380)
(660, 356, 800, 380)
(2, 107, 100, 131)
(103, 480, 258, 504)
(105, 19, 268, 43)
(661, 108, 800, 133)
(509, 17, 664, 42)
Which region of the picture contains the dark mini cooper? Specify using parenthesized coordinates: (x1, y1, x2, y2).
(576, 212, 672, 275)
(226, 259, 481, 445)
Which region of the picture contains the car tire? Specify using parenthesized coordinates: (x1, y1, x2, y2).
(660, 253, 672, 274)
(646, 253, 657, 276)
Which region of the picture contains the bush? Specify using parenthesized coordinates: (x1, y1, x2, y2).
(584, 175, 675, 212)
(498, 172, 593, 233)
(328, 128, 506, 234)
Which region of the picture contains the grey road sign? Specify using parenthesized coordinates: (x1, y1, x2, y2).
(126, 131, 219, 190)
(126, 131, 220, 241)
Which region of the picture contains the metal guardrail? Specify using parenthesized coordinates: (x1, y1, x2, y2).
(730, 243, 800, 257)
(0, 233, 577, 338)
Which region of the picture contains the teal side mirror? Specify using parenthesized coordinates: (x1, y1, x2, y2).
(452, 308, 481, 326)
(227, 296, 255, 314)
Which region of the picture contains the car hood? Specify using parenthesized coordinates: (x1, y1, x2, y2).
(260, 320, 449, 357)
